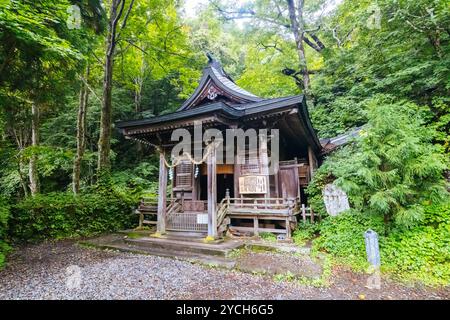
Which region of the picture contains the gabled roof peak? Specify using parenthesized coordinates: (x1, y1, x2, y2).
(206, 52, 228, 78)
(178, 55, 262, 111)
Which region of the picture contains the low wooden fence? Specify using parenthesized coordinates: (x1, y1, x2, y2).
(299, 204, 321, 223)
(166, 211, 208, 232)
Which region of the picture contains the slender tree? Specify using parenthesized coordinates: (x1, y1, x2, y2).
(97, 0, 135, 172)
(28, 101, 39, 196)
(73, 65, 90, 194)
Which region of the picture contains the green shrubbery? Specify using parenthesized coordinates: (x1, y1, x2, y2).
(312, 202, 450, 286)
(313, 210, 385, 270)
(309, 97, 448, 230)
(8, 187, 137, 242)
(0, 174, 143, 267)
(0, 197, 11, 268)
(382, 203, 450, 286)
(306, 98, 449, 286)
(292, 221, 320, 246)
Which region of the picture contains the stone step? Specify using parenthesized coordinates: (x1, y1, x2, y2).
(165, 230, 208, 240)
(87, 240, 237, 269)
(124, 236, 243, 257)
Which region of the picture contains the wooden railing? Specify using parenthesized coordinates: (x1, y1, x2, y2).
(137, 196, 318, 235)
(135, 197, 159, 228)
(216, 197, 229, 230)
(166, 199, 181, 216)
(166, 211, 208, 232)
(166, 199, 209, 232)
(299, 203, 320, 223)
(214, 197, 301, 236)
(226, 197, 298, 215)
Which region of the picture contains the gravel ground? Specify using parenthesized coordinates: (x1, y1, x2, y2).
(0, 240, 448, 300)
(236, 251, 323, 278)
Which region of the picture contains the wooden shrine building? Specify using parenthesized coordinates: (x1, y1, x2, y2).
(116, 57, 323, 240)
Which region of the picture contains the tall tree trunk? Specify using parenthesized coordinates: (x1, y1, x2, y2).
(97, 0, 120, 172)
(97, 0, 134, 172)
(287, 0, 310, 93)
(73, 65, 90, 194)
(134, 45, 146, 159)
(97, 39, 115, 171)
(18, 154, 29, 198)
(29, 102, 39, 196)
(10, 127, 29, 197)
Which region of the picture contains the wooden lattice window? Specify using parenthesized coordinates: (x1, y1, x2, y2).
(175, 161, 193, 188)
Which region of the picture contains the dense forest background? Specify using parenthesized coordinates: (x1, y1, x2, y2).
(0, 0, 449, 285)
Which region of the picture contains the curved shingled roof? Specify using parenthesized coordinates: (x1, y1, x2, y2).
(178, 56, 262, 111)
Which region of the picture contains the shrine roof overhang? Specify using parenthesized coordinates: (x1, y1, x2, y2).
(116, 94, 323, 153)
(320, 126, 364, 154)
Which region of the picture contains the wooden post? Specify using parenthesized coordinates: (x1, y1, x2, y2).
(234, 152, 240, 199)
(259, 131, 270, 198)
(207, 143, 217, 238)
(307, 146, 317, 179)
(253, 217, 259, 237)
(302, 203, 306, 222)
(157, 151, 167, 234)
(285, 218, 291, 239)
(138, 212, 143, 228)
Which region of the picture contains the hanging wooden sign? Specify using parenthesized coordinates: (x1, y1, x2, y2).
(239, 176, 267, 194)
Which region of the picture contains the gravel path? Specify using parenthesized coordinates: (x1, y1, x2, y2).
(0, 240, 448, 300)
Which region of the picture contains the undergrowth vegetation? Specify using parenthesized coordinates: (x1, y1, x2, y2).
(0, 176, 140, 259)
(309, 203, 450, 286)
(9, 188, 136, 242)
(0, 197, 10, 267)
(304, 98, 449, 287)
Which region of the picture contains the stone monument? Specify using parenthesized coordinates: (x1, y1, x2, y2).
(323, 184, 350, 216)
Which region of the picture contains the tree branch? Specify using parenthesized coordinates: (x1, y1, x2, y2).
(116, 0, 136, 42)
(212, 2, 290, 28)
(258, 42, 284, 53)
(307, 32, 325, 50)
(303, 34, 323, 52)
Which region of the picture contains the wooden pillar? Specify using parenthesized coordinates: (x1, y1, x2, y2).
(307, 146, 317, 179)
(207, 143, 217, 238)
(234, 152, 240, 198)
(157, 151, 167, 234)
(259, 132, 270, 198)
